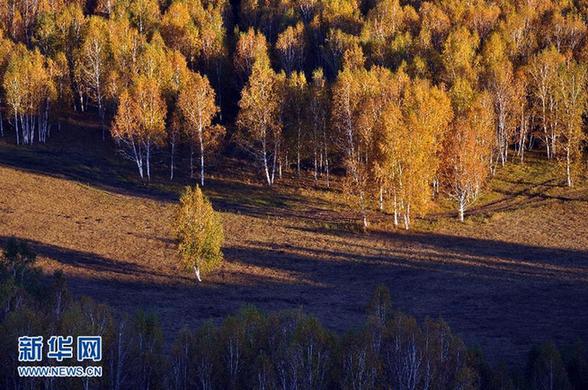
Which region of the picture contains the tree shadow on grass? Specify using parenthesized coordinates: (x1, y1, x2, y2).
(470, 179, 580, 215)
(0, 138, 180, 203)
(46, 236, 588, 365)
(0, 137, 320, 221)
(0, 236, 192, 283)
(242, 233, 588, 284)
(223, 235, 588, 363)
(4, 231, 587, 364)
(284, 226, 588, 273)
(426, 179, 585, 220)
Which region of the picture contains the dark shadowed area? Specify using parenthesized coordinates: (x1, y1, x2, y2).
(1, 133, 587, 365)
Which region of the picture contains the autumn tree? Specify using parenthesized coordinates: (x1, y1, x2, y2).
(441, 26, 480, 85)
(78, 16, 112, 139)
(544, 10, 586, 54)
(332, 67, 370, 229)
(31, 8, 60, 57)
(360, 0, 417, 66)
(111, 75, 167, 180)
(111, 89, 142, 177)
(417, 2, 452, 54)
(190, 0, 228, 113)
(176, 185, 224, 282)
(237, 57, 285, 186)
(332, 66, 397, 229)
(276, 22, 306, 74)
(161, 0, 229, 70)
(160, 0, 200, 66)
(378, 79, 453, 229)
(442, 85, 495, 222)
(309, 68, 330, 184)
(482, 32, 521, 169)
(514, 69, 530, 162)
(0, 30, 13, 136)
(0, 0, 44, 44)
(239, 0, 290, 42)
(166, 51, 189, 181)
(283, 71, 309, 176)
(131, 74, 167, 180)
(176, 71, 224, 186)
(53, 3, 89, 112)
(95, 0, 116, 16)
(322, 29, 363, 77)
(189, 0, 227, 75)
(319, 0, 363, 33)
(168, 112, 182, 181)
(3, 46, 56, 145)
(106, 17, 145, 99)
(118, 0, 161, 35)
(555, 60, 587, 187)
(289, 0, 317, 23)
(233, 28, 269, 84)
(50, 52, 75, 120)
(527, 46, 565, 159)
(137, 32, 185, 101)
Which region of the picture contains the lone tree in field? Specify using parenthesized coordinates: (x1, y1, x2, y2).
(176, 186, 224, 282)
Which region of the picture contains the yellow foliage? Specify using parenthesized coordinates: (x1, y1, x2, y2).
(176, 185, 224, 281)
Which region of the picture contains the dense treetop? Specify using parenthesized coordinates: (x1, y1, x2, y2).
(0, 0, 587, 226)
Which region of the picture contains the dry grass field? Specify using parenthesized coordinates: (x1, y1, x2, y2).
(1, 125, 587, 364)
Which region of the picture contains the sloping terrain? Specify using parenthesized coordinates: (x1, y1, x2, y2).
(1, 137, 587, 364)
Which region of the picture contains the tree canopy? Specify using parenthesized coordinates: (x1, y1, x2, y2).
(0, 0, 587, 225)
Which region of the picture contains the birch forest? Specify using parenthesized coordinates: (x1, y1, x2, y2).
(1, 0, 587, 227)
(1, 1, 588, 388)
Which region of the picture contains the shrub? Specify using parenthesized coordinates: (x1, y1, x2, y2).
(176, 186, 224, 282)
(1, 237, 36, 283)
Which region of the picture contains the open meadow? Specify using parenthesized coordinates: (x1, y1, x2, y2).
(4, 0, 588, 386)
(1, 124, 587, 365)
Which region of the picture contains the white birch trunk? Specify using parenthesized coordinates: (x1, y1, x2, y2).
(145, 140, 151, 181)
(198, 122, 205, 187)
(566, 146, 572, 187)
(194, 265, 202, 282)
(14, 111, 19, 145)
(393, 191, 398, 227)
(458, 196, 465, 222)
(170, 137, 175, 180)
(262, 132, 272, 186)
(296, 124, 301, 176)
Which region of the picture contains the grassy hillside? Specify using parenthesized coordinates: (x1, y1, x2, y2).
(1, 133, 587, 364)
